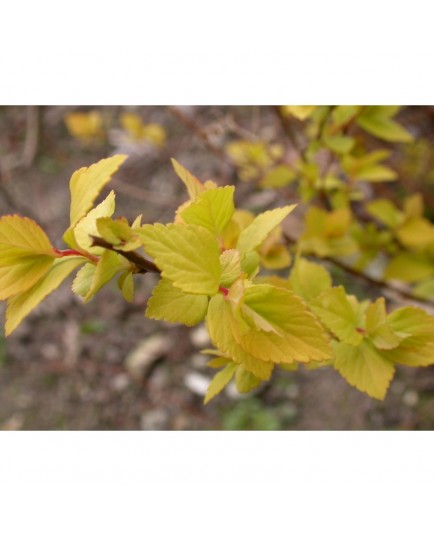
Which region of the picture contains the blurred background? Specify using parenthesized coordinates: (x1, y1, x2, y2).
(1, 105, 434, 430)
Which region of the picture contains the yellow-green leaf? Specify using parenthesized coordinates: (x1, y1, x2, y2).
(73, 191, 116, 254)
(333, 340, 395, 400)
(241, 284, 333, 363)
(357, 107, 413, 143)
(171, 158, 205, 200)
(146, 278, 208, 327)
(0, 216, 57, 299)
(385, 252, 434, 283)
(72, 262, 96, 298)
(180, 186, 235, 236)
(310, 286, 363, 345)
(235, 365, 262, 393)
(396, 218, 434, 248)
(237, 205, 296, 256)
(118, 271, 134, 302)
(366, 199, 402, 229)
(64, 154, 127, 244)
(365, 298, 401, 350)
(204, 363, 237, 404)
(261, 165, 296, 188)
(206, 294, 274, 380)
(289, 257, 332, 302)
(220, 249, 242, 287)
(282, 106, 317, 121)
(5, 257, 86, 336)
(84, 250, 127, 303)
(138, 223, 221, 295)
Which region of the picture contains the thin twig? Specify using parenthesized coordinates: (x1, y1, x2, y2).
(21, 106, 40, 169)
(90, 236, 161, 274)
(283, 231, 434, 308)
(168, 106, 230, 162)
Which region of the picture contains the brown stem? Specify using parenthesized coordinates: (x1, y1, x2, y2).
(90, 236, 161, 274)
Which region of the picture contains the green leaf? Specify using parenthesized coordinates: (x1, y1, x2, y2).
(171, 158, 205, 200)
(357, 107, 413, 143)
(83, 250, 128, 303)
(384, 337, 434, 367)
(355, 165, 397, 182)
(413, 279, 434, 298)
(261, 165, 296, 188)
(220, 250, 242, 287)
(385, 252, 434, 283)
(282, 106, 317, 121)
(324, 135, 355, 155)
(96, 217, 142, 252)
(138, 223, 221, 295)
(68, 155, 127, 229)
(235, 365, 262, 393)
(387, 306, 434, 339)
(146, 278, 209, 327)
(206, 294, 274, 380)
(0, 216, 56, 299)
(365, 298, 401, 350)
(240, 284, 333, 363)
(310, 287, 364, 345)
(237, 205, 296, 256)
(72, 262, 96, 298)
(289, 257, 332, 302)
(73, 191, 116, 254)
(118, 271, 134, 302)
(365, 199, 402, 228)
(396, 218, 434, 248)
(331, 106, 360, 129)
(204, 363, 237, 404)
(333, 340, 395, 400)
(5, 257, 86, 336)
(180, 186, 235, 236)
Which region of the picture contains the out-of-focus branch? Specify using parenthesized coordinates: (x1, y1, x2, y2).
(283, 231, 434, 310)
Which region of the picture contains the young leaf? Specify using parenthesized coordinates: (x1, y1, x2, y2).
(5, 257, 86, 336)
(118, 271, 134, 302)
(73, 191, 116, 254)
(138, 223, 221, 295)
(0, 216, 56, 299)
(237, 205, 296, 256)
(310, 287, 364, 345)
(281, 106, 317, 121)
(72, 262, 96, 298)
(63, 154, 127, 245)
(333, 340, 396, 400)
(171, 158, 205, 200)
(220, 250, 242, 287)
(365, 298, 401, 350)
(289, 257, 332, 302)
(83, 250, 128, 303)
(146, 278, 208, 327)
(235, 365, 262, 393)
(206, 294, 274, 380)
(385, 252, 434, 283)
(357, 107, 413, 143)
(241, 284, 333, 363)
(204, 363, 237, 404)
(180, 186, 235, 236)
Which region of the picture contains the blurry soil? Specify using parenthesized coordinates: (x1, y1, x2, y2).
(1, 105, 434, 430)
